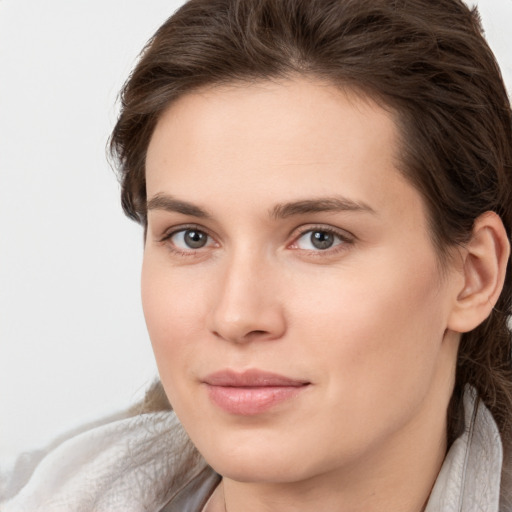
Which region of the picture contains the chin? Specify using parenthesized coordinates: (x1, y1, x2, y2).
(209, 456, 308, 484)
(197, 435, 329, 484)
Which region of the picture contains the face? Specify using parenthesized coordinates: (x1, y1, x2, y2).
(142, 78, 461, 485)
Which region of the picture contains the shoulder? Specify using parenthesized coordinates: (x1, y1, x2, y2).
(500, 441, 512, 511)
(1, 408, 208, 512)
(426, 386, 509, 512)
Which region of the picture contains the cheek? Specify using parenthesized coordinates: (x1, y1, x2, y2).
(291, 252, 448, 408)
(141, 254, 205, 380)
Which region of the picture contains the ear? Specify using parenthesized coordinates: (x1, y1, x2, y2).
(447, 211, 510, 333)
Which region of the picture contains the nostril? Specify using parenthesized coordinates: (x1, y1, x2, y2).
(208, 301, 287, 344)
(212, 328, 274, 343)
(249, 330, 268, 336)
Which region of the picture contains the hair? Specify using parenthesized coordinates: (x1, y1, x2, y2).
(110, 0, 512, 444)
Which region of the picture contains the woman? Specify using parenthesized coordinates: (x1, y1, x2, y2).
(2, 0, 511, 510)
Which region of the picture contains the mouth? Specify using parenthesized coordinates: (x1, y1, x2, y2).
(202, 369, 310, 415)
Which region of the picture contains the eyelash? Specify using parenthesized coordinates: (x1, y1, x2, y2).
(159, 224, 216, 257)
(290, 225, 354, 256)
(158, 224, 354, 257)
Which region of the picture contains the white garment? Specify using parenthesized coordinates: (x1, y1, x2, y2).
(0, 412, 207, 512)
(425, 387, 503, 511)
(1, 387, 506, 511)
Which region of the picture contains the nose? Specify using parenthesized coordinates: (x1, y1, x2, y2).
(207, 251, 287, 344)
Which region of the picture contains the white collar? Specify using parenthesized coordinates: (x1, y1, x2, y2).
(425, 386, 503, 512)
(1, 411, 207, 512)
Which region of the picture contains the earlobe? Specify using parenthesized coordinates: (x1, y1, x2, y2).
(447, 211, 510, 333)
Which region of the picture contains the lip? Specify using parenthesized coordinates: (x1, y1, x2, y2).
(202, 369, 310, 415)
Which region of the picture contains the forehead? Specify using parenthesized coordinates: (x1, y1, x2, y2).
(145, 78, 421, 226)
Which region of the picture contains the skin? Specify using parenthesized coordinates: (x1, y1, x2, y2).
(142, 78, 467, 512)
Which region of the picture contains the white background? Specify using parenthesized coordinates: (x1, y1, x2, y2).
(1, 0, 511, 465)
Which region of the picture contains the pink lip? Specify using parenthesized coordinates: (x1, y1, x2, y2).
(203, 369, 310, 415)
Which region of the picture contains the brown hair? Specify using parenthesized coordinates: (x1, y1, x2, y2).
(110, 0, 512, 442)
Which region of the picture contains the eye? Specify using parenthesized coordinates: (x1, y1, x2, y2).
(167, 228, 213, 250)
(293, 229, 347, 251)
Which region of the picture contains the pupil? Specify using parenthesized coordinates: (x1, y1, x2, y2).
(311, 231, 333, 250)
(185, 230, 207, 249)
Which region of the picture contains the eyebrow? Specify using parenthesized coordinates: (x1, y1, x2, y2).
(146, 193, 376, 220)
(146, 194, 212, 218)
(270, 197, 376, 219)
